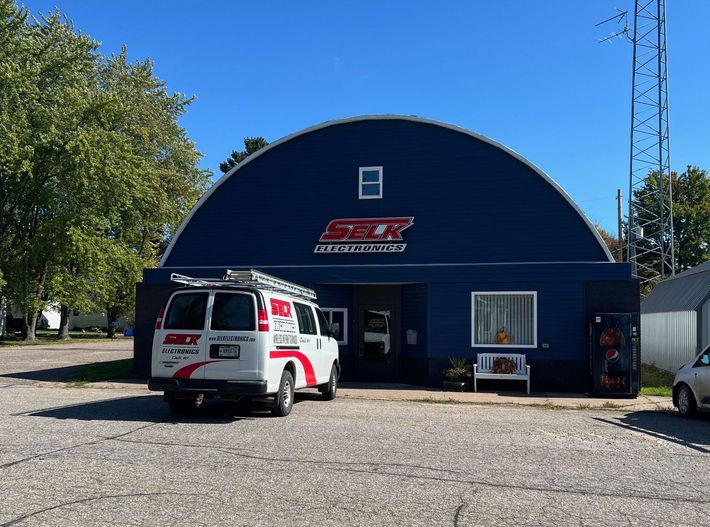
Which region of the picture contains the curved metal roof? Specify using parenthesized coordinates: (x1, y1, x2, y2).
(160, 115, 614, 266)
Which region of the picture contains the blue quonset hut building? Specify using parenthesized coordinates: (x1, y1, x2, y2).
(137, 115, 639, 392)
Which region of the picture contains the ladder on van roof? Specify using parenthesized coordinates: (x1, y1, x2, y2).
(170, 269, 317, 301)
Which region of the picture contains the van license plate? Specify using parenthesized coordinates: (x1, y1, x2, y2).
(218, 345, 240, 358)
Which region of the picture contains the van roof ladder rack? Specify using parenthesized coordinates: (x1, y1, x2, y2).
(170, 269, 317, 301)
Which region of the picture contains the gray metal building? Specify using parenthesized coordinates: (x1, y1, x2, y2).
(641, 261, 710, 371)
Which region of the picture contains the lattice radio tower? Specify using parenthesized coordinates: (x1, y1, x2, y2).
(599, 1, 675, 292)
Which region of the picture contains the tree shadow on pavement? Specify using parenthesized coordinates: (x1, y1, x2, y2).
(0, 363, 143, 383)
(1, 364, 97, 382)
(592, 411, 710, 454)
(24, 392, 318, 424)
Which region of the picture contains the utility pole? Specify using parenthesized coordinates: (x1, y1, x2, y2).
(617, 188, 623, 262)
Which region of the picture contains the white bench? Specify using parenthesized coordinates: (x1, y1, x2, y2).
(473, 353, 531, 394)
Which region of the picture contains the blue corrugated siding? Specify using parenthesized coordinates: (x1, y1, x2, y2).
(136, 118, 641, 390)
(401, 284, 428, 358)
(164, 119, 609, 268)
(429, 282, 586, 362)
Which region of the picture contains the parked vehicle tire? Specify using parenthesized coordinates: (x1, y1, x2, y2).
(676, 384, 696, 418)
(320, 364, 338, 401)
(166, 392, 204, 415)
(272, 370, 294, 417)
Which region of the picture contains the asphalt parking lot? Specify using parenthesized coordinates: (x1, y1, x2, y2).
(0, 342, 706, 526)
(1, 379, 708, 527)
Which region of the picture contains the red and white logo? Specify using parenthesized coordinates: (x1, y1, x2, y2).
(163, 334, 201, 346)
(315, 217, 414, 254)
(270, 298, 292, 318)
(605, 349, 620, 363)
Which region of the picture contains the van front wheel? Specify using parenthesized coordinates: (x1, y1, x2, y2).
(320, 364, 338, 401)
(272, 370, 294, 417)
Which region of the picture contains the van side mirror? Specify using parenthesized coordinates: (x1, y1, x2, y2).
(329, 322, 340, 339)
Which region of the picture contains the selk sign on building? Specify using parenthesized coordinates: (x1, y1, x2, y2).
(314, 217, 414, 253)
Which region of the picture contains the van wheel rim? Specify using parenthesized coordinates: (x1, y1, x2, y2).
(283, 381, 291, 407)
(332, 370, 337, 392)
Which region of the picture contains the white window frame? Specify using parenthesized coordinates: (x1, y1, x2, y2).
(358, 166, 383, 199)
(322, 307, 348, 345)
(471, 291, 537, 348)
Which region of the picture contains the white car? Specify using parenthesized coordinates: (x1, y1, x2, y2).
(672, 344, 710, 417)
(148, 270, 340, 417)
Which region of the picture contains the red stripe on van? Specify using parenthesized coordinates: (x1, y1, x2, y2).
(172, 361, 219, 379)
(269, 350, 317, 386)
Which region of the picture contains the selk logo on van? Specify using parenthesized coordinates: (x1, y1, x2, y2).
(314, 217, 414, 253)
(270, 298, 292, 318)
(163, 334, 201, 346)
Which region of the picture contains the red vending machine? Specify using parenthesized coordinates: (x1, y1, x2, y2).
(590, 313, 640, 396)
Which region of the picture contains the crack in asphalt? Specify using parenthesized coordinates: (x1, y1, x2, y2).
(115, 435, 468, 476)
(0, 491, 197, 527)
(0, 423, 158, 470)
(453, 484, 477, 527)
(113, 436, 710, 505)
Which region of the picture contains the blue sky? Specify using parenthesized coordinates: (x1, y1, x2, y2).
(21, 0, 710, 232)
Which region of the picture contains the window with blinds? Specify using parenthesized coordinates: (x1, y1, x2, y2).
(471, 292, 537, 348)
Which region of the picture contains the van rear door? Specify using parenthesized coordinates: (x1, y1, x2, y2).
(152, 290, 210, 380)
(202, 291, 261, 381)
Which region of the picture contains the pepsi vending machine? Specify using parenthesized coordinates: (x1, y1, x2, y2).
(590, 313, 640, 396)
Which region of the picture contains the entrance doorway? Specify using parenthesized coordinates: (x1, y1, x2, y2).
(353, 286, 401, 382)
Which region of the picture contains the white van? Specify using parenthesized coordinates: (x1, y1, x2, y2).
(363, 309, 391, 360)
(148, 270, 340, 417)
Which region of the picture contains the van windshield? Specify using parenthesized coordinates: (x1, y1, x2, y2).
(164, 293, 208, 330)
(364, 311, 389, 334)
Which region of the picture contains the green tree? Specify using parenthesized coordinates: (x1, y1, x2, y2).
(0, 2, 101, 340)
(672, 166, 709, 272)
(91, 50, 210, 337)
(0, 1, 210, 340)
(632, 166, 709, 289)
(219, 137, 268, 173)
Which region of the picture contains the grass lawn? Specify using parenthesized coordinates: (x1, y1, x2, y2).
(70, 359, 136, 385)
(640, 363, 674, 397)
(0, 329, 125, 347)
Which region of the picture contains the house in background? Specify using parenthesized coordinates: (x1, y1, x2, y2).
(1, 301, 130, 335)
(68, 311, 131, 331)
(641, 261, 710, 371)
(3, 304, 60, 334)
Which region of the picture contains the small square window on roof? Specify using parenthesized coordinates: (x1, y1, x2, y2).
(359, 166, 383, 199)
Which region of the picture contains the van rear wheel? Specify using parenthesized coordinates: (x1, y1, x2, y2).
(320, 364, 338, 401)
(166, 392, 204, 415)
(272, 370, 294, 417)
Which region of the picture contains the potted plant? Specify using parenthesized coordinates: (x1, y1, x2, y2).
(442, 357, 472, 391)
